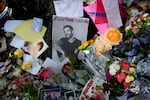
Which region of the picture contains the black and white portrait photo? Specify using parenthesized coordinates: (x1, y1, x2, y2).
(52, 16, 89, 63)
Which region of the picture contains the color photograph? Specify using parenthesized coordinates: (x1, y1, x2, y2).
(40, 88, 61, 100)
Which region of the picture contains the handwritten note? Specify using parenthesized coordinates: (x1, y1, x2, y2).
(102, 0, 122, 28)
(53, 0, 83, 17)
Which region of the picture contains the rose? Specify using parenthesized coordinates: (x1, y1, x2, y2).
(129, 67, 135, 73)
(123, 82, 131, 89)
(109, 61, 120, 75)
(103, 82, 109, 91)
(109, 68, 117, 75)
(109, 61, 120, 70)
(115, 72, 126, 83)
(62, 62, 71, 74)
(119, 61, 130, 71)
(104, 28, 122, 45)
(14, 49, 24, 59)
(39, 68, 51, 80)
(106, 71, 113, 81)
(21, 61, 32, 70)
(125, 75, 134, 83)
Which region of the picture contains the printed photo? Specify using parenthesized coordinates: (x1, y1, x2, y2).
(40, 88, 61, 100)
(79, 78, 107, 100)
(64, 90, 76, 100)
(26, 38, 48, 59)
(52, 15, 89, 63)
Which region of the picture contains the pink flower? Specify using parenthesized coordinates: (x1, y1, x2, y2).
(106, 71, 113, 81)
(119, 61, 130, 71)
(39, 68, 51, 80)
(132, 26, 139, 33)
(115, 72, 126, 83)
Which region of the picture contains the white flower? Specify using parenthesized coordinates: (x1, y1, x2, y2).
(147, 23, 150, 26)
(109, 63, 116, 69)
(143, 13, 149, 17)
(109, 68, 117, 75)
(125, 25, 132, 31)
(13, 68, 22, 76)
(109, 61, 120, 71)
(109, 61, 120, 75)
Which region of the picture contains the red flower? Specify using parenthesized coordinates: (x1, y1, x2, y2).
(62, 62, 71, 74)
(123, 81, 131, 89)
(115, 72, 126, 83)
(119, 61, 130, 71)
(131, 21, 135, 27)
(39, 68, 51, 80)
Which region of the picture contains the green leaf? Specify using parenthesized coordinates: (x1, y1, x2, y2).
(68, 54, 77, 65)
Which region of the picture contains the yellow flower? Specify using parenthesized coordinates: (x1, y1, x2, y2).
(14, 49, 24, 59)
(125, 75, 134, 83)
(78, 38, 95, 50)
(21, 61, 32, 70)
(78, 41, 89, 50)
(129, 67, 135, 73)
(104, 28, 122, 45)
(148, 16, 150, 20)
(94, 36, 112, 53)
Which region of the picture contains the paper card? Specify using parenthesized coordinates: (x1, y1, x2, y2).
(102, 0, 122, 28)
(26, 60, 41, 75)
(0, 36, 7, 53)
(79, 77, 105, 100)
(13, 19, 47, 43)
(27, 38, 49, 59)
(42, 57, 61, 74)
(84, 0, 108, 34)
(84, 0, 107, 24)
(95, 23, 108, 34)
(23, 54, 41, 75)
(53, 0, 83, 17)
(23, 54, 33, 61)
(10, 35, 26, 49)
(4, 20, 23, 32)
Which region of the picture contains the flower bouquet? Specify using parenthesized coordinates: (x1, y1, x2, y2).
(110, 13, 150, 64)
(102, 59, 136, 97)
